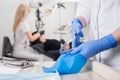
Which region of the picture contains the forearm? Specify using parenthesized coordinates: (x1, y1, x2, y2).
(32, 33, 40, 42)
(75, 0, 90, 27)
(77, 16, 87, 28)
(26, 32, 40, 42)
(112, 27, 120, 45)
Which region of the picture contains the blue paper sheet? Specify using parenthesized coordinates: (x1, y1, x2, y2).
(0, 73, 61, 80)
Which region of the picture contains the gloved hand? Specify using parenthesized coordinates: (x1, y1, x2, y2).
(42, 50, 87, 75)
(72, 32, 83, 48)
(71, 18, 83, 48)
(70, 34, 117, 59)
(71, 18, 83, 37)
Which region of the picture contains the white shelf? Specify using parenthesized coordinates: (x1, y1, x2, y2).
(54, 24, 71, 34)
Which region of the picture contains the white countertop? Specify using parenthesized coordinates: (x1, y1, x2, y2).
(1, 59, 120, 80)
(18, 61, 120, 80)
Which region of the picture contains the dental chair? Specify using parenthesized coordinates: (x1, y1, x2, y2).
(2, 36, 30, 61)
(29, 31, 60, 61)
(2, 36, 13, 58)
(30, 43, 60, 61)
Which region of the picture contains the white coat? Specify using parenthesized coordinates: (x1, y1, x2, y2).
(76, 0, 120, 71)
(12, 21, 43, 61)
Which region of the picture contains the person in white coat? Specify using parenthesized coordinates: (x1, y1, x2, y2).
(40, 0, 120, 74)
(71, 0, 120, 72)
(12, 3, 43, 61)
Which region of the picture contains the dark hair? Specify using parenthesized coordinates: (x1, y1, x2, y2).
(59, 39, 65, 44)
(69, 42, 72, 49)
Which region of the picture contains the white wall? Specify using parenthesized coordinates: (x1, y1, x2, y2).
(44, 2, 76, 40)
(0, 0, 76, 56)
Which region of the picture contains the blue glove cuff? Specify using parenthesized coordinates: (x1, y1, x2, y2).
(106, 34, 117, 48)
(72, 18, 83, 28)
(100, 34, 117, 51)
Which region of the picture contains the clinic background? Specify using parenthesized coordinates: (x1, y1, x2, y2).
(0, 0, 88, 57)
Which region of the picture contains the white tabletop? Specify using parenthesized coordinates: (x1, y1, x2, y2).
(1, 59, 120, 80)
(18, 61, 110, 80)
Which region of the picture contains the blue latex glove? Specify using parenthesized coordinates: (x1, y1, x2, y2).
(72, 32, 83, 48)
(71, 18, 83, 48)
(42, 51, 87, 75)
(70, 34, 117, 59)
(0, 73, 59, 80)
(72, 18, 83, 36)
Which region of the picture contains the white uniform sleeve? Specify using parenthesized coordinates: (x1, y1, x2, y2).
(76, 0, 90, 24)
(20, 21, 31, 33)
